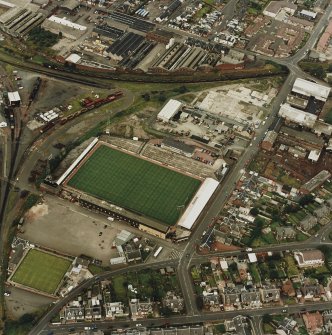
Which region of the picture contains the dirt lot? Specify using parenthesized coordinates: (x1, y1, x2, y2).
(5, 286, 53, 319)
(18, 195, 123, 265)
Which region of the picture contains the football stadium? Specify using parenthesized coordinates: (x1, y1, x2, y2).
(57, 138, 219, 238)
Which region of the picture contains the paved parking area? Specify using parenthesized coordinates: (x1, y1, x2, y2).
(19, 195, 121, 265)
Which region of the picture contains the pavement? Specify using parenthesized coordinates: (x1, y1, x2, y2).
(0, 3, 330, 335)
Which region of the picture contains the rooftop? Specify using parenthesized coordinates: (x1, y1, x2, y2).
(278, 103, 317, 128)
(292, 78, 331, 102)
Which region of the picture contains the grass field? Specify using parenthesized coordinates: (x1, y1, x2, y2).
(67, 145, 201, 225)
(11, 249, 71, 294)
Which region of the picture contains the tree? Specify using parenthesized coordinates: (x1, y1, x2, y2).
(299, 194, 314, 207)
(196, 296, 204, 310)
(160, 306, 172, 317)
(250, 207, 259, 216)
(263, 314, 273, 324)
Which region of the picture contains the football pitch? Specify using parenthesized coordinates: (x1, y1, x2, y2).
(11, 249, 71, 294)
(67, 145, 201, 225)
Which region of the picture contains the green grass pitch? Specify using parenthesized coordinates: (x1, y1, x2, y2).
(67, 145, 201, 225)
(11, 249, 71, 294)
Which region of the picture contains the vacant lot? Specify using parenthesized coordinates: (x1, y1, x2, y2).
(67, 145, 201, 225)
(11, 249, 71, 294)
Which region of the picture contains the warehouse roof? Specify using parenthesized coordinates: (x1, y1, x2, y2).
(299, 9, 317, 19)
(292, 78, 331, 102)
(47, 15, 86, 30)
(65, 53, 81, 64)
(8, 91, 20, 102)
(302, 170, 331, 192)
(177, 178, 219, 230)
(278, 103, 317, 128)
(60, 0, 79, 11)
(157, 99, 182, 122)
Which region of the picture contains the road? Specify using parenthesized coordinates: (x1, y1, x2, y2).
(0, 3, 328, 334)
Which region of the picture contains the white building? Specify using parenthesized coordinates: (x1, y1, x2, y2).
(294, 250, 324, 268)
(177, 178, 219, 230)
(278, 103, 317, 128)
(157, 99, 183, 122)
(8, 91, 21, 106)
(292, 78, 331, 102)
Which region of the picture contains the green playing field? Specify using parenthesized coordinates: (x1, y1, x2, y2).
(67, 145, 201, 225)
(11, 249, 71, 294)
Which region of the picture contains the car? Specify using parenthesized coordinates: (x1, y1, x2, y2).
(84, 326, 91, 330)
(136, 324, 142, 327)
(245, 248, 253, 252)
(282, 309, 287, 313)
(4, 292, 10, 297)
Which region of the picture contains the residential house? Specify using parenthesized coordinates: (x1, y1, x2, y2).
(276, 318, 297, 335)
(222, 287, 241, 310)
(302, 312, 323, 334)
(61, 303, 85, 322)
(299, 215, 318, 231)
(276, 227, 296, 240)
(281, 280, 296, 297)
(300, 282, 323, 301)
(163, 291, 185, 313)
(241, 289, 261, 308)
(129, 299, 153, 320)
(326, 198, 332, 208)
(225, 316, 252, 335)
(313, 205, 330, 220)
(203, 290, 221, 311)
(294, 250, 324, 268)
(260, 286, 280, 303)
(105, 302, 128, 320)
(323, 310, 332, 333)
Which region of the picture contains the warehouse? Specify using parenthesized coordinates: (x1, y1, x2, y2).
(42, 15, 86, 40)
(108, 11, 155, 33)
(157, 99, 183, 123)
(0, 6, 44, 37)
(292, 78, 331, 102)
(177, 178, 219, 230)
(8, 91, 21, 106)
(278, 103, 317, 128)
(107, 32, 145, 61)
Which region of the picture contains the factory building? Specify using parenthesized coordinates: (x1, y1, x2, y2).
(157, 99, 183, 123)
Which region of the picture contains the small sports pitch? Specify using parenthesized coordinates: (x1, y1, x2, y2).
(67, 144, 201, 225)
(11, 249, 71, 294)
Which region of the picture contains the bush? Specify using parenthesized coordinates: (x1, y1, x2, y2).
(28, 27, 59, 49)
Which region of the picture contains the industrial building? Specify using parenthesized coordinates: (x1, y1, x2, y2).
(261, 131, 278, 151)
(157, 99, 183, 123)
(8, 91, 21, 106)
(105, 31, 155, 69)
(151, 42, 220, 72)
(108, 11, 155, 33)
(42, 15, 86, 40)
(292, 78, 331, 102)
(278, 103, 317, 128)
(177, 178, 219, 230)
(0, 6, 44, 37)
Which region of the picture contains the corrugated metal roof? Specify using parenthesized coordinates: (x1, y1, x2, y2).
(292, 78, 331, 102)
(157, 99, 182, 122)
